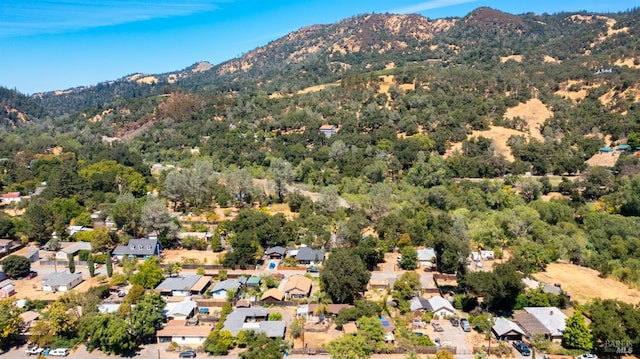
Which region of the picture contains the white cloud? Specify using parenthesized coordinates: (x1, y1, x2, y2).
(393, 0, 478, 14)
(0, 0, 223, 37)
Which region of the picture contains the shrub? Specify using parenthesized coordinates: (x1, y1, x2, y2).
(78, 250, 91, 262)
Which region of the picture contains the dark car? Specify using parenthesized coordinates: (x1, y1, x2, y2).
(179, 350, 197, 358)
(450, 317, 459, 327)
(306, 267, 320, 273)
(26, 271, 38, 279)
(513, 341, 531, 356)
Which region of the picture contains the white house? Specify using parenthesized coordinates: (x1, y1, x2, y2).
(1, 192, 21, 204)
(425, 296, 456, 318)
(417, 248, 436, 268)
(163, 298, 198, 320)
(42, 272, 84, 292)
(156, 320, 212, 346)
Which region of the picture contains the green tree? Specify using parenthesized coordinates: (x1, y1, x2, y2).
(129, 292, 166, 344)
(22, 203, 53, 242)
(140, 198, 179, 248)
(0, 298, 23, 348)
(68, 253, 75, 273)
(239, 332, 286, 359)
(2, 255, 31, 278)
(110, 192, 142, 236)
(130, 257, 164, 289)
(106, 252, 113, 277)
(328, 333, 372, 359)
(562, 310, 593, 351)
(392, 271, 421, 312)
(399, 246, 418, 270)
(87, 255, 95, 277)
(321, 248, 371, 304)
(269, 157, 296, 202)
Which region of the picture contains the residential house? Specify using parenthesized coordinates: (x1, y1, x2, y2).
(283, 275, 312, 299)
(23, 247, 40, 263)
(42, 272, 84, 292)
(295, 247, 325, 266)
(156, 320, 213, 346)
(319, 125, 338, 138)
(56, 241, 92, 260)
(260, 288, 284, 303)
(410, 296, 456, 318)
(222, 308, 286, 338)
(68, 226, 93, 236)
(416, 248, 436, 268)
(513, 307, 567, 342)
(155, 275, 211, 297)
(308, 303, 351, 318)
(264, 246, 287, 259)
(492, 317, 526, 341)
(1, 192, 21, 204)
(163, 298, 198, 320)
(0, 239, 13, 254)
(0, 279, 15, 298)
(210, 279, 242, 300)
(368, 278, 390, 290)
(113, 238, 161, 260)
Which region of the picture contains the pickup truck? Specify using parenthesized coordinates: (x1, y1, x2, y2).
(25, 346, 44, 356)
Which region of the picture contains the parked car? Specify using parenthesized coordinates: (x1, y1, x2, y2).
(432, 322, 444, 332)
(25, 346, 44, 356)
(306, 267, 320, 273)
(576, 354, 598, 359)
(513, 341, 531, 356)
(412, 319, 427, 328)
(25, 271, 38, 279)
(460, 318, 471, 332)
(179, 350, 197, 358)
(450, 317, 459, 327)
(412, 331, 424, 337)
(49, 348, 70, 357)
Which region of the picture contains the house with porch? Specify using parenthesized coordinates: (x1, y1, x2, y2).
(295, 247, 325, 266)
(163, 298, 198, 320)
(513, 307, 567, 342)
(210, 279, 242, 300)
(417, 248, 436, 269)
(155, 275, 211, 297)
(283, 275, 312, 299)
(113, 238, 161, 260)
(264, 246, 287, 259)
(492, 317, 526, 341)
(156, 320, 213, 346)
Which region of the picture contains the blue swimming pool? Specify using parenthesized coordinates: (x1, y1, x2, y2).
(269, 262, 276, 269)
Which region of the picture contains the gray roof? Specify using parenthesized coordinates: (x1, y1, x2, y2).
(417, 248, 436, 262)
(296, 247, 325, 262)
(492, 317, 526, 337)
(212, 279, 241, 293)
(61, 241, 92, 254)
(425, 296, 455, 313)
(409, 297, 430, 312)
(165, 299, 198, 317)
(222, 308, 285, 337)
(156, 275, 202, 292)
(265, 246, 287, 256)
(42, 272, 83, 287)
(523, 307, 566, 336)
(113, 238, 160, 256)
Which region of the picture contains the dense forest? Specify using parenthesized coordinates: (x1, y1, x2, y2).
(1, 6, 640, 354)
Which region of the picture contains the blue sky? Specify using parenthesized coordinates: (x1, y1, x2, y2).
(1, 0, 637, 94)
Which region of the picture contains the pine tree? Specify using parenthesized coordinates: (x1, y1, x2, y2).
(562, 310, 593, 350)
(106, 252, 113, 277)
(68, 253, 75, 274)
(87, 255, 95, 277)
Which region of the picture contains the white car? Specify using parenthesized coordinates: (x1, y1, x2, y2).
(576, 354, 598, 359)
(25, 346, 44, 356)
(49, 348, 70, 356)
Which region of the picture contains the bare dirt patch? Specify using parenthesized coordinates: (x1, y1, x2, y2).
(446, 126, 527, 162)
(532, 262, 640, 305)
(162, 249, 223, 266)
(503, 98, 552, 141)
(500, 55, 522, 63)
(543, 55, 561, 64)
(586, 151, 620, 167)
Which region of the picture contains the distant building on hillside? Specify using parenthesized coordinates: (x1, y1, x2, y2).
(319, 124, 338, 138)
